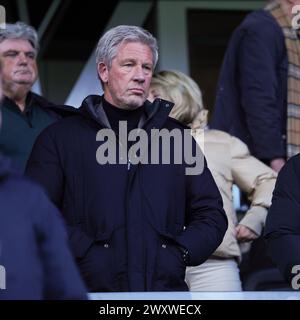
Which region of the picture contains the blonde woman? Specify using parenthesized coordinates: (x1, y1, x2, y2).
(149, 70, 277, 291)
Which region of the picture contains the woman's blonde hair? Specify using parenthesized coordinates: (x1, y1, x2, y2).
(150, 70, 208, 128)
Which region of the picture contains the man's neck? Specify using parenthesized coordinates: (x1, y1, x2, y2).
(3, 86, 30, 112)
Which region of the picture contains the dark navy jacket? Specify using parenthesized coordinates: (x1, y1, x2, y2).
(264, 154, 300, 284)
(26, 95, 227, 292)
(210, 10, 287, 163)
(0, 155, 87, 299)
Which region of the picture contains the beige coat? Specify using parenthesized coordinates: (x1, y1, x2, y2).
(193, 129, 277, 260)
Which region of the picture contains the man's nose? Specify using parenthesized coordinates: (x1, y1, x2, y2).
(17, 53, 28, 65)
(133, 66, 146, 82)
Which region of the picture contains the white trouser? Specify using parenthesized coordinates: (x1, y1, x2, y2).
(185, 258, 242, 291)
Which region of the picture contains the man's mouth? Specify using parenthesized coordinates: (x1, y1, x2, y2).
(129, 88, 144, 95)
(15, 70, 31, 75)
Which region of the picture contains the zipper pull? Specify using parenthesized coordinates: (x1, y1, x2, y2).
(127, 159, 131, 170)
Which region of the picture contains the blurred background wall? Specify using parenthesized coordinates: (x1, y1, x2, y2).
(1, 0, 265, 113)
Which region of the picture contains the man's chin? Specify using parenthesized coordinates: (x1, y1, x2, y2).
(125, 96, 146, 109)
(14, 79, 35, 86)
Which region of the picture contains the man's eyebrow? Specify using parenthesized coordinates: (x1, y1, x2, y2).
(121, 58, 153, 65)
(3, 49, 35, 54)
(3, 49, 18, 53)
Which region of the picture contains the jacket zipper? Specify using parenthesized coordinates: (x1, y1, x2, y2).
(127, 159, 131, 170)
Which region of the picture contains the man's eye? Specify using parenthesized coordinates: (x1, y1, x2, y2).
(26, 53, 35, 59)
(5, 52, 17, 57)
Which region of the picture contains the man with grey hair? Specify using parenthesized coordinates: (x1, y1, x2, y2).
(0, 60, 87, 300)
(0, 22, 61, 172)
(26, 25, 227, 292)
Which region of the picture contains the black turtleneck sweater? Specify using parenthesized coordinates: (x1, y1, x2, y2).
(102, 98, 144, 135)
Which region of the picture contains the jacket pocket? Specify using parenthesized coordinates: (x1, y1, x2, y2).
(66, 224, 94, 259)
(77, 237, 114, 292)
(152, 234, 188, 291)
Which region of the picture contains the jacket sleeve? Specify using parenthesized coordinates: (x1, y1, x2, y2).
(238, 23, 286, 161)
(32, 186, 87, 299)
(25, 127, 94, 259)
(264, 155, 300, 283)
(176, 143, 228, 266)
(230, 135, 277, 235)
(26, 127, 64, 207)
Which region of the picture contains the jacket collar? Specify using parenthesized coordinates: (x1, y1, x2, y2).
(78, 94, 174, 130)
(1, 91, 78, 119)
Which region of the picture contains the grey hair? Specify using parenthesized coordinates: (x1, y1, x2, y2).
(95, 25, 158, 69)
(0, 22, 39, 53)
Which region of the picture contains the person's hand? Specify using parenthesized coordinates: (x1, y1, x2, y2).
(270, 158, 285, 172)
(236, 224, 259, 242)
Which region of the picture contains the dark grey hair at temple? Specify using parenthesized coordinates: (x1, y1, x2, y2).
(0, 21, 39, 53)
(95, 25, 158, 69)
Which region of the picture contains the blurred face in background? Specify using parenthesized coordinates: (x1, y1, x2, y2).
(281, 0, 300, 19)
(0, 39, 38, 96)
(147, 88, 158, 102)
(148, 86, 167, 102)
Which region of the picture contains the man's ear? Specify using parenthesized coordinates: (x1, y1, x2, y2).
(97, 63, 108, 83)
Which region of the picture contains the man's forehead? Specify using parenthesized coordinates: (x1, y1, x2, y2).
(115, 42, 153, 61)
(0, 38, 35, 52)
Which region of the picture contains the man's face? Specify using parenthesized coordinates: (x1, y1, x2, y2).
(0, 38, 38, 91)
(98, 41, 154, 109)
